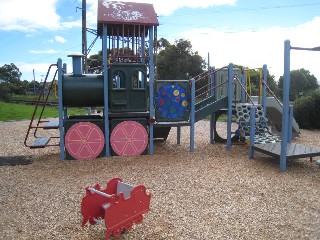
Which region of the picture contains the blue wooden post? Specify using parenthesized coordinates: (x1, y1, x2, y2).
(63, 63, 67, 73)
(141, 32, 146, 66)
(148, 26, 155, 155)
(288, 105, 293, 143)
(190, 78, 195, 152)
(210, 67, 215, 144)
(280, 40, 291, 172)
(62, 64, 68, 122)
(210, 113, 215, 144)
(102, 24, 110, 157)
(249, 106, 256, 159)
(57, 58, 65, 160)
(226, 63, 233, 151)
(241, 69, 246, 103)
(177, 126, 181, 145)
(68, 54, 82, 74)
(262, 64, 267, 116)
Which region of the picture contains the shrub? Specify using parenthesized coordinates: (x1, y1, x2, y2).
(294, 90, 320, 129)
(0, 83, 11, 102)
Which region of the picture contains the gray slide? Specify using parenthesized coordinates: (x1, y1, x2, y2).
(251, 96, 300, 134)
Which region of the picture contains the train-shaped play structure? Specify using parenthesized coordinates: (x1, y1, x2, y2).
(25, 0, 320, 173)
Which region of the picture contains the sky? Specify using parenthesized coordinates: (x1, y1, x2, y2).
(0, 0, 320, 82)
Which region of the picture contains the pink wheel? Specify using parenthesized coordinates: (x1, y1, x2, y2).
(110, 121, 148, 156)
(65, 122, 105, 160)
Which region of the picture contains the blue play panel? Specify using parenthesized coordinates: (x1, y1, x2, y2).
(155, 82, 190, 121)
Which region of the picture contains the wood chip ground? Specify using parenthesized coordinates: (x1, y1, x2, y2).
(0, 120, 319, 239)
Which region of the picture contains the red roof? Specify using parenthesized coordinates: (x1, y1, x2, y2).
(98, 1, 159, 26)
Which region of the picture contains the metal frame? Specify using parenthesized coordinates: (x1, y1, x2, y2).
(280, 40, 320, 172)
(226, 63, 233, 151)
(58, 59, 65, 160)
(148, 26, 155, 155)
(103, 24, 110, 157)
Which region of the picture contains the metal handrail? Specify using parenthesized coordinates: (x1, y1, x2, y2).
(260, 77, 283, 107)
(196, 80, 229, 99)
(33, 69, 58, 138)
(234, 76, 255, 106)
(194, 65, 228, 83)
(24, 64, 58, 147)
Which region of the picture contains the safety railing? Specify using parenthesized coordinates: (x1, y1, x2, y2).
(24, 63, 60, 147)
(194, 66, 228, 100)
(260, 77, 283, 107)
(234, 76, 256, 106)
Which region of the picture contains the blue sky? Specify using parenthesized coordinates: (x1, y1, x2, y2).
(0, 0, 319, 82)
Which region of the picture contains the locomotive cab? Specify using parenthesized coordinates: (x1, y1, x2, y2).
(108, 63, 148, 112)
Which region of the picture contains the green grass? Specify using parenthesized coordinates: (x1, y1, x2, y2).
(12, 94, 57, 102)
(0, 102, 87, 121)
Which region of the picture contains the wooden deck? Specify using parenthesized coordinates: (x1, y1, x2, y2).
(253, 142, 320, 160)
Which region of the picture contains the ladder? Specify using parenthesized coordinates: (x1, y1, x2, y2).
(24, 64, 60, 149)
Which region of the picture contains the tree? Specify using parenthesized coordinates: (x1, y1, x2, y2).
(156, 39, 206, 80)
(87, 47, 136, 74)
(294, 90, 320, 129)
(0, 63, 24, 96)
(157, 37, 170, 50)
(0, 83, 10, 101)
(87, 50, 103, 73)
(0, 63, 21, 84)
(278, 68, 318, 101)
(28, 80, 41, 94)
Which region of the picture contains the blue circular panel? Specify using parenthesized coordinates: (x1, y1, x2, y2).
(155, 83, 190, 119)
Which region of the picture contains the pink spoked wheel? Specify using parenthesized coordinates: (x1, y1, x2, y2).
(65, 122, 105, 160)
(110, 121, 148, 156)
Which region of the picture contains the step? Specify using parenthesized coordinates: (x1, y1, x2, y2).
(155, 121, 190, 127)
(43, 120, 60, 129)
(30, 137, 51, 149)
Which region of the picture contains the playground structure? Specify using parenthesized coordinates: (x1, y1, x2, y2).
(24, 1, 320, 172)
(252, 40, 320, 172)
(81, 178, 151, 240)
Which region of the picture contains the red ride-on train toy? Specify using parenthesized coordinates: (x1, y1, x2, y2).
(81, 178, 151, 239)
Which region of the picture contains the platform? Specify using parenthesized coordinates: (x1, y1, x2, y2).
(253, 142, 320, 160)
(43, 120, 60, 129)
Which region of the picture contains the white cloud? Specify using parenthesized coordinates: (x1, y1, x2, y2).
(102, 0, 236, 16)
(178, 16, 320, 81)
(15, 58, 73, 81)
(16, 62, 54, 81)
(29, 49, 61, 54)
(48, 36, 66, 43)
(154, 0, 236, 16)
(0, 0, 235, 31)
(0, 0, 79, 31)
(55, 36, 67, 43)
(85, 0, 236, 27)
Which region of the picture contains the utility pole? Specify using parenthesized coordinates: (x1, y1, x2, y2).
(82, 0, 87, 73)
(207, 52, 210, 94)
(33, 69, 36, 95)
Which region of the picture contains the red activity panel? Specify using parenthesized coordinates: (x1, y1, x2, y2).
(65, 122, 105, 160)
(110, 121, 148, 156)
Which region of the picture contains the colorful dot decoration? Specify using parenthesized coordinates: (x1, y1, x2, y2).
(155, 83, 190, 119)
